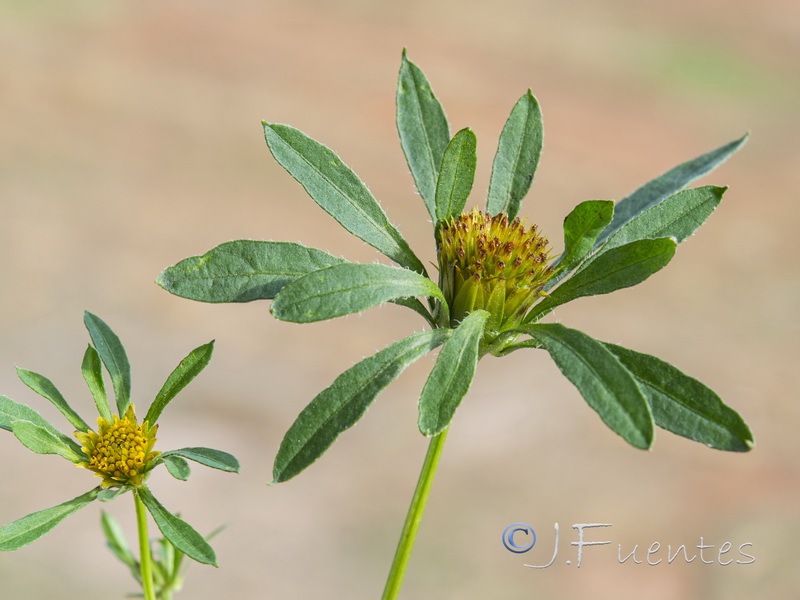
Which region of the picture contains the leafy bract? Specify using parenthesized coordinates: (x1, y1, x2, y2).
(273, 329, 451, 483)
(145, 342, 214, 425)
(556, 199, 615, 274)
(271, 262, 445, 324)
(418, 310, 489, 436)
(605, 343, 753, 451)
(160, 447, 240, 473)
(11, 420, 84, 463)
(15, 368, 89, 433)
(156, 240, 346, 303)
(162, 455, 191, 481)
(396, 49, 450, 219)
(84, 312, 131, 417)
(435, 128, 477, 223)
(486, 90, 543, 219)
(263, 122, 426, 275)
(82, 345, 111, 422)
(519, 324, 653, 449)
(0, 488, 99, 551)
(0, 395, 83, 455)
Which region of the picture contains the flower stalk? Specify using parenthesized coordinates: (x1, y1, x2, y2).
(135, 490, 157, 600)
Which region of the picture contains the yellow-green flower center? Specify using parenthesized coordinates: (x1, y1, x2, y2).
(438, 208, 555, 329)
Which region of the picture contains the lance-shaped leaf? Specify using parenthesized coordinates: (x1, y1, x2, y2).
(84, 312, 131, 417)
(0, 488, 99, 551)
(160, 447, 240, 473)
(11, 420, 84, 463)
(396, 49, 450, 219)
(520, 324, 653, 449)
(486, 90, 543, 219)
(273, 329, 451, 483)
(605, 343, 754, 451)
(418, 310, 489, 436)
(528, 237, 676, 322)
(137, 486, 217, 566)
(162, 455, 191, 481)
(595, 134, 748, 247)
(101, 511, 138, 570)
(156, 240, 346, 303)
(555, 199, 615, 275)
(0, 395, 84, 456)
(82, 345, 111, 422)
(145, 342, 214, 425)
(263, 122, 426, 275)
(15, 367, 89, 432)
(435, 128, 477, 222)
(271, 262, 445, 324)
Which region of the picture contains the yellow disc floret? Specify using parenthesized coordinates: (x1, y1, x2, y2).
(75, 405, 159, 489)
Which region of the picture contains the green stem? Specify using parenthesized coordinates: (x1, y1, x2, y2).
(381, 428, 450, 600)
(134, 490, 157, 600)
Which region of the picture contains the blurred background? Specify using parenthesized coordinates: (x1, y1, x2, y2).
(1, 1, 798, 598)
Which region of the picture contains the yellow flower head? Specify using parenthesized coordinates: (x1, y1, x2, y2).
(75, 405, 160, 489)
(438, 208, 555, 329)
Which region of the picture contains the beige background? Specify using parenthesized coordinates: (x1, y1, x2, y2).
(1, 1, 798, 598)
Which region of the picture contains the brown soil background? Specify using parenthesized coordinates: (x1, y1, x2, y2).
(1, 1, 798, 598)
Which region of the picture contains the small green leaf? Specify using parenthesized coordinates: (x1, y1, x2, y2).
(435, 128, 477, 222)
(271, 263, 445, 324)
(605, 343, 754, 451)
(556, 200, 615, 274)
(486, 90, 543, 219)
(15, 367, 90, 432)
(84, 312, 131, 417)
(0, 395, 84, 456)
(162, 455, 191, 481)
(145, 342, 214, 425)
(11, 420, 84, 463)
(97, 487, 129, 502)
(263, 122, 426, 275)
(519, 324, 653, 449)
(529, 237, 677, 322)
(160, 447, 239, 473)
(396, 49, 450, 219)
(82, 344, 112, 422)
(101, 511, 138, 569)
(595, 134, 747, 248)
(137, 487, 217, 567)
(273, 329, 451, 483)
(418, 310, 489, 436)
(156, 240, 346, 303)
(0, 488, 99, 551)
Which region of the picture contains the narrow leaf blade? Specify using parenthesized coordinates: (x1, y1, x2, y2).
(15, 367, 89, 432)
(161, 447, 240, 473)
(162, 455, 191, 481)
(0, 395, 84, 456)
(605, 343, 754, 451)
(435, 128, 477, 222)
(84, 312, 131, 416)
(82, 345, 111, 422)
(156, 240, 346, 303)
(263, 122, 426, 275)
(520, 324, 653, 449)
(396, 49, 450, 219)
(556, 200, 615, 274)
(0, 488, 99, 551)
(270, 263, 444, 324)
(12, 420, 84, 463)
(418, 310, 489, 436)
(145, 342, 214, 425)
(486, 90, 543, 219)
(101, 511, 138, 569)
(273, 329, 451, 483)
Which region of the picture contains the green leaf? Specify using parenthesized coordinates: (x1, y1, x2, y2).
(396, 49, 450, 219)
(435, 128, 477, 222)
(145, 342, 214, 425)
(556, 200, 615, 274)
(0, 395, 84, 456)
(273, 329, 451, 483)
(519, 324, 653, 449)
(486, 90, 543, 219)
(156, 240, 347, 303)
(529, 237, 677, 322)
(595, 186, 726, 257)
(0, 488, 99, 551)
(97, 487, 129, 502)
(15, 367, 90, 432)
(595, 134, 747, 247)
(162, 455, 191, 481)
(263, 122, 426, 275)
(82, 344, 111, 422)
(137, 487, 217, 567)
(605, 343, 754, 451)
(418, 310, 489, 436)
(101, 511, 138, 569)
(84, 312, 131, 417)
(160, 447, 240, 473)
(271, 262, 445, 324)
(11, 420, 84, 463)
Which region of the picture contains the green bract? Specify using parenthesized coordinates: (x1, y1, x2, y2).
(158, 50, 754, 488)
(0, 312, 239, 569)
